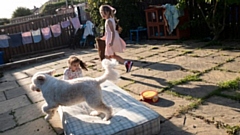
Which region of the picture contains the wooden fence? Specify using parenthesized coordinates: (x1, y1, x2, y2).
(10, 14, 44, 24)
(0, 12, 75, 63)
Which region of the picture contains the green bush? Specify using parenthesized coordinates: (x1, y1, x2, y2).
(40, 0, 81, 15)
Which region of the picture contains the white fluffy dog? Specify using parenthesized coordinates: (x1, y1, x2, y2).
(30, 59, 119, 121)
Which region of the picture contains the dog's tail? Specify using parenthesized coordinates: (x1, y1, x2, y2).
(96, 59, 119, 84)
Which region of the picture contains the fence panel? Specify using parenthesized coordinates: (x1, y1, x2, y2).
(0, 12, 75, 63)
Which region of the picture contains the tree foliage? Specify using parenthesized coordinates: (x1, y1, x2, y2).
(86, 0, 145, 37)
(177, 0, 240, 40)
(12, 7, 32, 18)
(0, 18, 10, 25)
(40, 0, 81, 15)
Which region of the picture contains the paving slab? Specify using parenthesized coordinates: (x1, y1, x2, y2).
(11, 72, 28, 80)
(145, 62, 183, 72)
(140, 54, 168, 63)
(0, 111, 16, 132)
(172, 81, 218, 98)
(129, 92, 193, 121)
(220, 57, 240, 72)
(203, 54, 235, 64)
(4, 87, 27, 100)
(115, 78, 134, 88)
(0, 81, 19, 92)
(190, 96, 240, 127)
(0, 95, 31, 114)
(148, 46, 171, 53)
(0, 91, 6, 102)
(1, 118, 55, 135)
(27, 91, 44, 103)
(124, 47, 149, 54)
(14, 101, 45, 125)
(145, 70, 193, 86)
(122, 68, 161, 81)
(221, 89, 240, 98)
(23, 67, 53, 77)
(133, 51, 158, 59)
(166, 56, 217, 72)
(17, 77, 31, 86)
(124, 82, 162, 94)
(200, 70, 240, 84)
(216, 50, 240, 57)
(160, 114, 227, 135)
(187, 49, 216, 57)
(0, 73, 16, 82)
(158, 50, 183, 58)
(48, 110, 63, 135)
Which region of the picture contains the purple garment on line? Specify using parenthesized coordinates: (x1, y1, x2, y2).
(61, 20, 71, 28)
(41, 27, 52, 40)
(50, 24, 61, 37)
(21, 31, 33, 45)
(70, 17, 81, 30)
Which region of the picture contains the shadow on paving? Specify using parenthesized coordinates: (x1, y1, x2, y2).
(129, 59, 183, 71)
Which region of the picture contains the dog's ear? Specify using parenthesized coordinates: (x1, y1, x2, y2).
(45, 69, 56, 76)
(37, 75, 45, 84)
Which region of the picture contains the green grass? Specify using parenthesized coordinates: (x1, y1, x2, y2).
(189, 54, 200, 57)
(218, 78, 240, 90)
(54, 73, 63, 77)
(169, 75, 202, 86)
(226, 125, 240, 135)
(164, 90, 197, 101)
(202, 78, 240, 100)
(176, 99, 203, 115)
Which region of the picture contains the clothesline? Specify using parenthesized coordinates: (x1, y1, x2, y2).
(0, 16, 81, 48)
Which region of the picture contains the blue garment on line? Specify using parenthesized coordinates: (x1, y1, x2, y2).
(31, 29, 42, 43)
(8, 33, 23, 47)
(0, 34, 10, 48)
(162, 4, 184, 34)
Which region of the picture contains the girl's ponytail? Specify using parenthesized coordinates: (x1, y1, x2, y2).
(79, 60, 88, 71)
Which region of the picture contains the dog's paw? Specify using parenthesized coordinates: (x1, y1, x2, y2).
(90, 111, 100, 116)
(103, 117, 110, 121)
(44, 114, 52, 121)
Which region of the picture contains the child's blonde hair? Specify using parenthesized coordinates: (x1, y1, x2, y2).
(68, 55, 88, 71)
(99, 5, 122, 34)
(99, 5, 116, 18)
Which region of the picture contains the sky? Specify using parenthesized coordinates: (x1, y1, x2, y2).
(0, 0, 49, 18)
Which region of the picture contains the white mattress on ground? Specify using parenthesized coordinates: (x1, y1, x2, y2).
(58, 81, 161, 135)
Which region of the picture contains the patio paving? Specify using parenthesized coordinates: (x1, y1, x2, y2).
(0, 40, 240, 135)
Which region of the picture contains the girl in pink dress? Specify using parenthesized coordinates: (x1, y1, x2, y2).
(63, 55, 88, 80)
(99, 5, 133, 72)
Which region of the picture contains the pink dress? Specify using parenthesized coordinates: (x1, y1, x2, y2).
(104, 18, 126, 56)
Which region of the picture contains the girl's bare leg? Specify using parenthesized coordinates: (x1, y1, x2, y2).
(110, 53, 125, 64)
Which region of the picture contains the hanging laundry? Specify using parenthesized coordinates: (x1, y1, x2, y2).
(0, 34, 10, 48)
(21, 31, 33, 45)
(61, 20, 71, 28)
(8, 33, 23, 47)
(32, 29, 42, 43)
(50, 24, 61, 37)
(83, 20, 94, 39)
(70, 17, 81, 30)
(41, 27, 52, 40)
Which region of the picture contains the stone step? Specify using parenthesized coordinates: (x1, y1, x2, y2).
(0, 52, 65, 72)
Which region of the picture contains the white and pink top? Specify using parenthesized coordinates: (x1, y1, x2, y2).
(63, 68, 83, 80)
